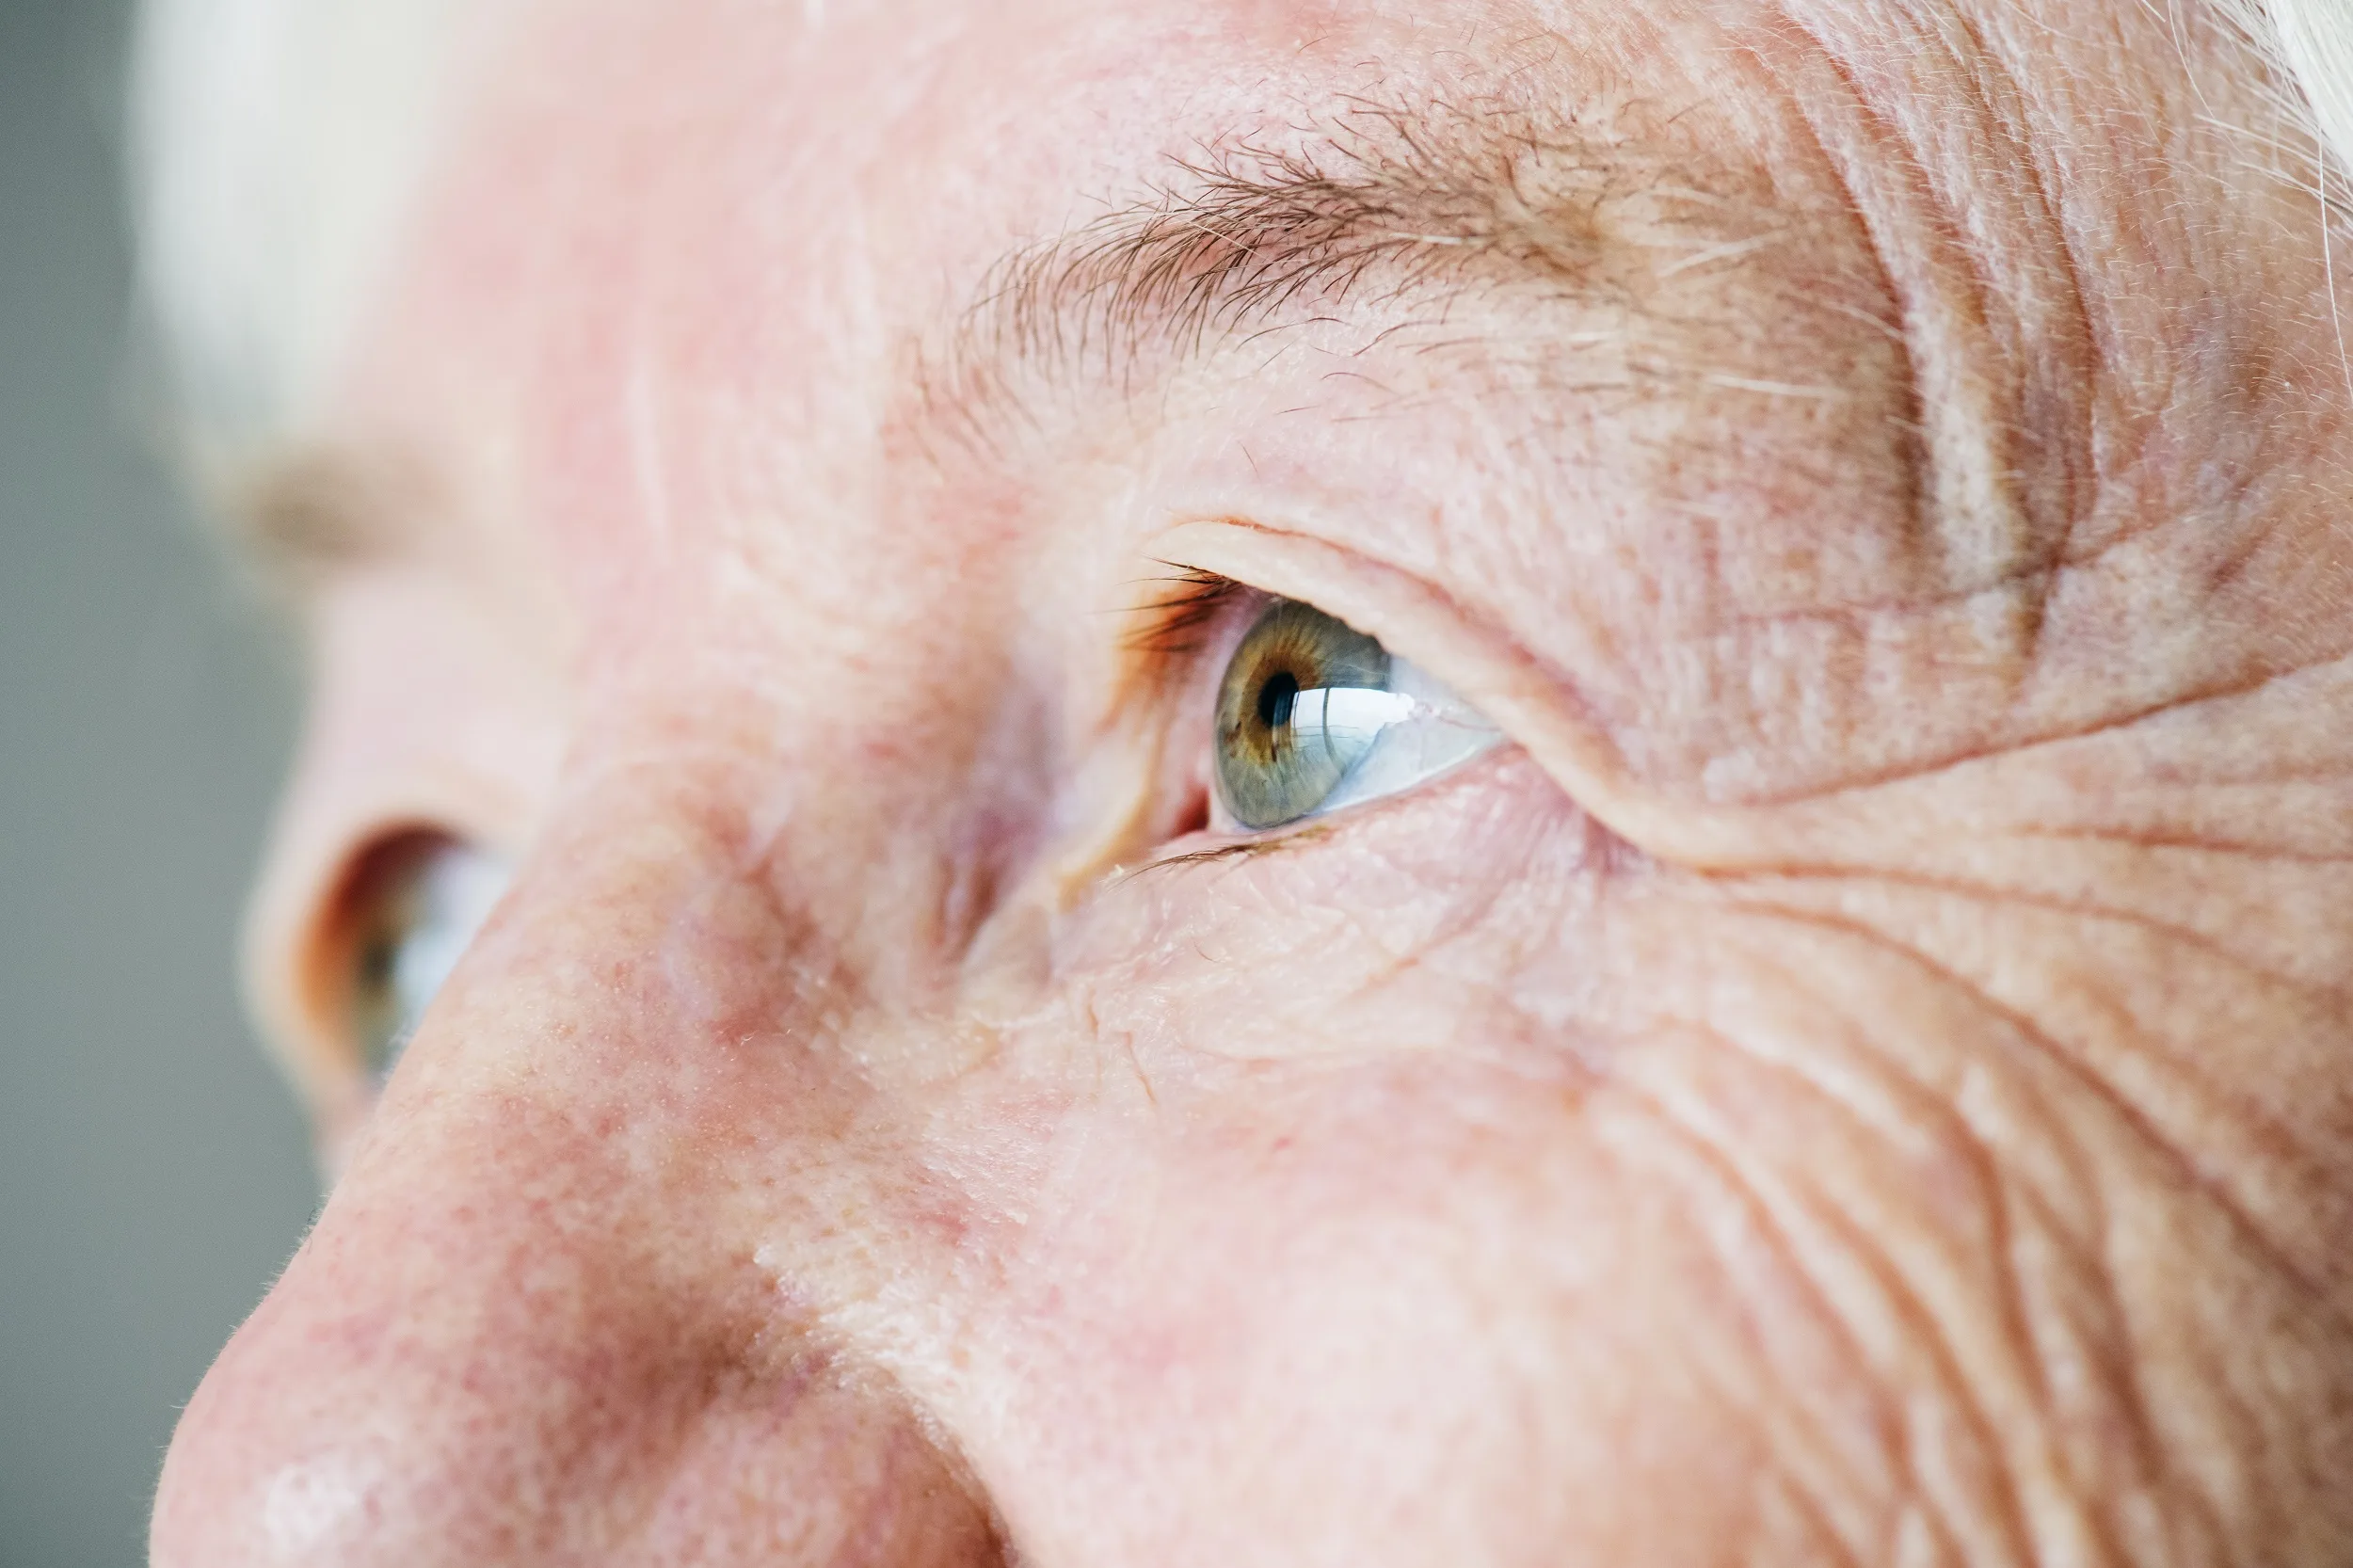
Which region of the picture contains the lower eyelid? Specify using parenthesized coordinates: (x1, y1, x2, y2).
(1136, 735, 1524, 885)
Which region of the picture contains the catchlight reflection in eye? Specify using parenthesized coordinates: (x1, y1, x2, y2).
(346, 839, 508, 1082)
(1213, 599, 1500, 831)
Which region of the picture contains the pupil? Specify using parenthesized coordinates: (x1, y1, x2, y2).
(1257, 669, 1300, 732)
(360, 936, 397, 992)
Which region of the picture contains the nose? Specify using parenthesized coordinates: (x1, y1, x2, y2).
(150, 804, 1003, 1566)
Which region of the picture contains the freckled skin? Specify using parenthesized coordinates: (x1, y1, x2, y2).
(154, 0, 2353, 1563)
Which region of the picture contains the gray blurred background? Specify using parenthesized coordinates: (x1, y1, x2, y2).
(2, 0, 319, 1562)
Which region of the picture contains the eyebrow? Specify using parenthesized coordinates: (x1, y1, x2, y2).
(920, 103, 1758, 445)
(214, 442, 433, 594)
(224, 102, 1772, 584)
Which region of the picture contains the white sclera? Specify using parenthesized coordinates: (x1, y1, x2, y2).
(1303, 654, 1502, 821)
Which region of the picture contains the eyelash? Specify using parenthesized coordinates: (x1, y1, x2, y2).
(1115, 565, 1255, 856)
(1124, 564, 1248, 659)
(1117, 563, 1504, 859)
(1123, 568, 1396, 864)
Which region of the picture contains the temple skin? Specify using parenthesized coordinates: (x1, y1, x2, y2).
(153, 0, 2353, 1562)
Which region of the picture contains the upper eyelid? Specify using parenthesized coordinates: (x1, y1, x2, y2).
(1143, 515, 1601, 791)
(1144, 516, 1753, 870)
(1144, 520, 1522, 704)
(1119, 551, 1462, 722)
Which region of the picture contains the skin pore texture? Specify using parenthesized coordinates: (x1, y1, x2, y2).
(151, 0, 2353, 1562)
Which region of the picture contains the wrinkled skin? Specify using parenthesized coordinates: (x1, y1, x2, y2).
(151, 0, 2353, 1562)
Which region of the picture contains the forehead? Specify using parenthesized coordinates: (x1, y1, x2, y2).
(175, 0, 2310, 519)
(315, 0, 2310, 789)
(327, 0, 1806, 552)
(320, 0, 2275, 436)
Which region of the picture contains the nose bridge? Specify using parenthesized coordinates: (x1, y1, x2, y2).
(152, 779, 989, 1565)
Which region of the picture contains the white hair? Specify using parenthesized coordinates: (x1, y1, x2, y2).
(2260, 0, 2353, 178)
(125, 0, 2353, 456)
(131, 0, 468, 456)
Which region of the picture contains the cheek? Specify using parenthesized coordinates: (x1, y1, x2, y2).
(911, 762, 1770, 1559)
(1066, 752, 1621, 1064)
(941, 1045, 1785, 1563)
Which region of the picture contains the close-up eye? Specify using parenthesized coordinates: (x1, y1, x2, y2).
(332, 833, 509, 1084)
(1212, 597, 1501, 832)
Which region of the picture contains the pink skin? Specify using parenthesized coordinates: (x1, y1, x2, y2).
(152, 0, 2353, 1562)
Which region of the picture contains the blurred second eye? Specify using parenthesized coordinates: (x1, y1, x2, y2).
(340, 834, 509, 1082)
(1213, 599, 1500, 831)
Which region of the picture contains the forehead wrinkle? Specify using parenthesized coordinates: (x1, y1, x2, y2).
(910, 88, 1756, 457)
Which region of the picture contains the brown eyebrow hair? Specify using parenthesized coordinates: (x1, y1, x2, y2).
(221, 96, 1782, 588)
(919, 95, 1770, 446)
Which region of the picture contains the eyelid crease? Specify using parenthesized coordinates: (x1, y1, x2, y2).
(1147, 516, 1880, 872)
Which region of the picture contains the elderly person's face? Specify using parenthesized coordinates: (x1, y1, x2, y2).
(150, 0, 2353, 1561)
